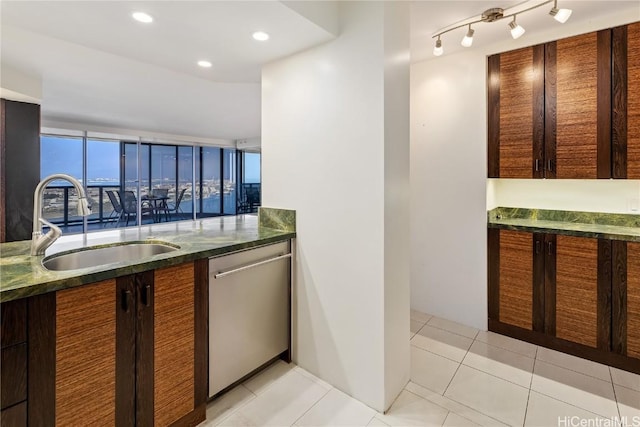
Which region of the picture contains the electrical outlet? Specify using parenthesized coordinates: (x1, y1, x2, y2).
(629, 198, 640, 212)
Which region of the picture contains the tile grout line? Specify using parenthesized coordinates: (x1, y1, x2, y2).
(609, 366, 622, 422)
(468, 337, 538, 362)
(441, 351, 464, 397)
(289, 385, 333, 427)
(209, 385, 258, 427)
(473, 335, 539, 359)
(522, 389, 533, 427)
(425, 322, 480, 341)
(522, 357, 537, 427)
(214, 364, 296, 426)
(405, 385, 510, 427)
(411, 342, 470, 365)
(529, 387, 618, 420)
(535, 352, 613, 383)
(534, 357, 614, 383)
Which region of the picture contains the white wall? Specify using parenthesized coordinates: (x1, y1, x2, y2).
(410, 7, 640, 331)
(0, 63, 41, 103)
(488, 179, 640, 214)
(262, 2, 409, 412)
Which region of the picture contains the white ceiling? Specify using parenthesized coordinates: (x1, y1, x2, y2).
(0, 1, 337, 140)
(1, 1, 638, 141)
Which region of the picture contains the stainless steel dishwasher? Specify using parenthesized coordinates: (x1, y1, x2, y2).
(208, 240, 291, 398)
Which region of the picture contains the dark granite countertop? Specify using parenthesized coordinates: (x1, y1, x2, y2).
(488, 207, 640, 242)
(0, 208, 296, 303)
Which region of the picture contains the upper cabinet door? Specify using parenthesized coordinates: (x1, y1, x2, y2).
(545, 30, 612, 179)
(613, 22, 640, 179)
(488, 46, 545, 178)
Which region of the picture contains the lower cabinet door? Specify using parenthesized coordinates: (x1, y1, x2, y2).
(490, 229, 535, 330)
(153, 263, 198, 426)
(624, 242, 640, 359)
(55, 279, 117, 426)
(552, 235, 611, 350)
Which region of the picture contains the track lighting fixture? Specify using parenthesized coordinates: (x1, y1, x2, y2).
(431, 0, 573, 57)
(549, 0, 572, 23)
(433, 36, 444, 56)
(509, 16, 525, 39)
(461, 25, 475, 47)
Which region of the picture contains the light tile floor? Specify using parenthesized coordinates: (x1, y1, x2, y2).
(200, 310, 640, 426)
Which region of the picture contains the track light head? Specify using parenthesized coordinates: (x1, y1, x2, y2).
(549, 0, 572, 23)
(433, 36, 444, 56)
(509, 16, 525, 39)
(461, 26, 475, 47)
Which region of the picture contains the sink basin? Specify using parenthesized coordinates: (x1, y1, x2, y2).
(42, 242, 180, 271)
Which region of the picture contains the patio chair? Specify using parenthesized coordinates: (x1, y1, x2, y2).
(165, 188, 186, 220)
(105, 190, 124, 226)
(118, 190, 154, 226)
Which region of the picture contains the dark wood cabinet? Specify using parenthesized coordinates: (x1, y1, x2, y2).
(0, 99, 41, 243)
(488, 22, 640, 179)
(612, 22, 640, 178)
(54, 279, 118, 425)
(0, 260, 208, 426)
(611, 241, 640, 360)
(487, 46, 544, 178)
(488, 229, 536, 329)
(0, 299, 28, 427)
(488, 228, 638, 374)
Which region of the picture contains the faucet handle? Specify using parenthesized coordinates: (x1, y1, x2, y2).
(31, 218, 62, 256)
(39, 218, 62, 239)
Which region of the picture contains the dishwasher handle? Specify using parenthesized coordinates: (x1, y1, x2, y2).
(213, 253, 292, 279)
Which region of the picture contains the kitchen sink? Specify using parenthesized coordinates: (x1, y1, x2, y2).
(42, 242, 180, 271)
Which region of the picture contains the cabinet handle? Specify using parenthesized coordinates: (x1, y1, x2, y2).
(547, 159, 554, 172)
(535, 240, 541, 254)
(547, 241, 553, 256)
(142, 284, 151, 307)
(121, 289, 132, 312)
(214, 253, 292, 279)
(535, 159, 540, 172)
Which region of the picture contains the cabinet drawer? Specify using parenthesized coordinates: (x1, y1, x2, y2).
(1, 299, 26, 348)
(0, 401, 27, 427)
(0, 343, 27, 409)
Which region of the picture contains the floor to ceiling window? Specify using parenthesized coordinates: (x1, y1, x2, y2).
(237, 151, 261, 213)
(40, 135, 89, 228)
(41, 133, 238, 233)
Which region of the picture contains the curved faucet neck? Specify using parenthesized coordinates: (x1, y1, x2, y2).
(32, 174, 88, 235)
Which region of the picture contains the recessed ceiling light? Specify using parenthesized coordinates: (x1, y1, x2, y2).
(197, 60, 212, 68)
(252, 31, 270, 41)
(132, 12, 153, 23)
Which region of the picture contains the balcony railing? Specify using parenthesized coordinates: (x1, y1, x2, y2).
(41, 184, 122, 227)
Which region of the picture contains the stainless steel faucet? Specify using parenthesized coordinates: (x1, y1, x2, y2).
(32, 174, 92, 255)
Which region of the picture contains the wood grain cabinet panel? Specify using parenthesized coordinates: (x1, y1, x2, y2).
(488, 46, 544, 178)
(628, 23, 640, 179)
(498, 230, 534, 330)
(55, 280, 116, 426)
(555, 236, 600, 348)
(551, 31, 611, 179)
(153, 263, 196, 426)
(627, 243, 640, 358)
(613, 22, 640, 178)
(0, 344, 27, 410)
(0, 401, 26, 427)
(1, 299, 26, 348)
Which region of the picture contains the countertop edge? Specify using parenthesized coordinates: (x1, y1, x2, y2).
(0, 232, 295, 303)
(487, 222, 640, 242)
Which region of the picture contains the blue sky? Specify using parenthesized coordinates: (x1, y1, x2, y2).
(41, 136, 260, 183)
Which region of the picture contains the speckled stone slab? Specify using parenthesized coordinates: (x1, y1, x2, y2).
(258, 207, 296, 232)
(0, 213, 296, 303)
(488, 207, 640, 242)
